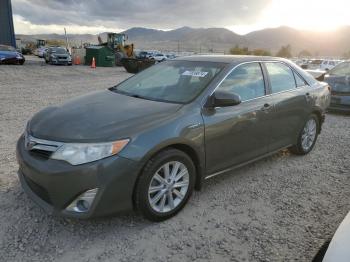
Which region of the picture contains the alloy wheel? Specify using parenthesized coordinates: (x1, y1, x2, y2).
(148, 161, 189, 213)
(301, 118, 317, 151)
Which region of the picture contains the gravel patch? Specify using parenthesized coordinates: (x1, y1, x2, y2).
(0, 56, 349, 262)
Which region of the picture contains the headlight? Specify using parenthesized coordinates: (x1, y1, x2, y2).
(50, 54, 57, 58)
(51, 139, 129, 165)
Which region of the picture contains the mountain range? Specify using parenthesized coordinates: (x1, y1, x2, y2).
(16, 26, 350, 56)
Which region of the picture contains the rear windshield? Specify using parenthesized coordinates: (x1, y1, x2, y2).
(111, 60, 226, 103)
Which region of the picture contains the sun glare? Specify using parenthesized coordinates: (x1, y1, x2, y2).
(264, 0, 349, 31)
(229, 0, 350, 34)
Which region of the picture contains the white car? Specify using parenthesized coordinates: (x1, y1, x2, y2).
(320, 60, 342, 71)
(313, 211, 350, 262)
(152, 53, 167, 62)
(305, 69, 327, 79)
(36, 47, 48, 58)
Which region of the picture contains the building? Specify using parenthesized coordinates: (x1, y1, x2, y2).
(0, 0, 16, 47)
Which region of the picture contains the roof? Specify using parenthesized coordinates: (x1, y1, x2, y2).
(175, 55, 285, 64)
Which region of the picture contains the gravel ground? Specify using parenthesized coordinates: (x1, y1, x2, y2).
(0, 56, 349, 262)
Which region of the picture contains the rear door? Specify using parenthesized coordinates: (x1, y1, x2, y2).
(202, 62, 273, 175)
(263, 62, 311, 151)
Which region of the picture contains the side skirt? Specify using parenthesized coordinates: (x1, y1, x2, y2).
(204, 145, 293, 180)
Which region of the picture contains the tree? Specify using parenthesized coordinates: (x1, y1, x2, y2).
(252, 49, 271, 56)
(298, 49, 312, 57)
(46, 39, 65, 46)
(230, 45, 250, 55)
(230, 45, 271, 56)
(343, 51, 350, 59)
(276, 45, 292, 58)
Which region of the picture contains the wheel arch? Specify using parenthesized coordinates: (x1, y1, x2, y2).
(132, 142, 205, 207)
(311, 109, 324, 133)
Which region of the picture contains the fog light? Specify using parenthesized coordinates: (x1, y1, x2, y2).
(65, 188, 98, 213)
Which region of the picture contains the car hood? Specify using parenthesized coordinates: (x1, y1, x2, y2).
(0, 51, 21, 59)
(28, 90, 183, 142)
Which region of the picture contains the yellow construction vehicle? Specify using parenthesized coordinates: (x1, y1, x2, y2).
(105, 33, 134, 65)
(97, 32, 155, 72)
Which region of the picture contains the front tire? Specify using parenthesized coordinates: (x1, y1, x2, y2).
(135, 149, 195, 222)
(290, 114, 319, 155)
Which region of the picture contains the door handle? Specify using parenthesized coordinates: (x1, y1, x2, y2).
(261, 103, 272, 112)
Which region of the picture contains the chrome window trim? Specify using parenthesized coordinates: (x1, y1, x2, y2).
(202, 60, 310, 108)
(207, 61, 266, 100)
(203, 60, 308, 107)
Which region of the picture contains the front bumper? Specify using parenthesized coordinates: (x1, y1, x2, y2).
(0, 57, 24, 65)
(51, 60, 72, 65)
(16, 135, 140, 218)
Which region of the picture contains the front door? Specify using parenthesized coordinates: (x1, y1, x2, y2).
(202, 62, 273, 175)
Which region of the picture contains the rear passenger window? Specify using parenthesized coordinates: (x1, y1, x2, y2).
(265, 63, 296, 93)
(217, 63, 265, 101)
(294, 72, 306, 87)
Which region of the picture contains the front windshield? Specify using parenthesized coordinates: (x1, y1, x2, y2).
(112, 60, 226, 103)
(52, 48, 66, 54)
(0, 45, 16, 52)
(329, 62, 350, 76)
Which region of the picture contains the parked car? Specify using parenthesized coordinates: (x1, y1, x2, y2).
(306, 69, 327, 79)
(166, 54, 177, 60)
(16, 56, 330, 221)
(0, 45, 25, 65)
(137, 51, 154, 59)
(44, 47, 72, 65)
(36, 47, 48, 58)
(323, 61, 350, 113)
(312, 211, 350, 262)
(320, 60, 342, 71)
(152, 53, 167, 62)
(301, 59, 324, 70)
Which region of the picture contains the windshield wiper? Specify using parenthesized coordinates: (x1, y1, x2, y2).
(110, 88, 148, 100)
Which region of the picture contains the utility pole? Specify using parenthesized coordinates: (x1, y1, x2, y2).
(64, 27, 69, 51)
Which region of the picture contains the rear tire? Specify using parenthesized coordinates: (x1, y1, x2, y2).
(290, 114, 319, 155)
(135, 149, 195, 222)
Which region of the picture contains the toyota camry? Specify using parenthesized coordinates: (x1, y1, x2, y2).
(16, 56, 331, 221)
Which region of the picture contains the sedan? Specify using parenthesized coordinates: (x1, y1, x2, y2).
(0, 45, 25, 65)
(44, 47, 72, 65)
(153, 53, 167, 62)
(17, 56, 330, 221)
(323, 61, 350, 113)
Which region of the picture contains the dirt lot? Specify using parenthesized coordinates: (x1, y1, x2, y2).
(0, 56, 349, 262)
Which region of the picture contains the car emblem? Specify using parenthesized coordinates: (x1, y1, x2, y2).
(24, 135, 36, 150)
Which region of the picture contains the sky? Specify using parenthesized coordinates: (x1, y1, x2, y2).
(11, 0, 350, 35)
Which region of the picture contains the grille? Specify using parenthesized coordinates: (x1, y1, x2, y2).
(25, 134, 62, 160)
(29, 149, 53, 159)
(23, 174, 52, 204)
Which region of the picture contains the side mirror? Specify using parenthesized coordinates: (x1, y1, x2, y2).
(206, 90, 242, 108)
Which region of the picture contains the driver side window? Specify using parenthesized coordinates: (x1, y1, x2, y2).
(217, 63, 265, 101)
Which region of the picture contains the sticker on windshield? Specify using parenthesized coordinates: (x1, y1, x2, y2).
(182, 71, 208, 77)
